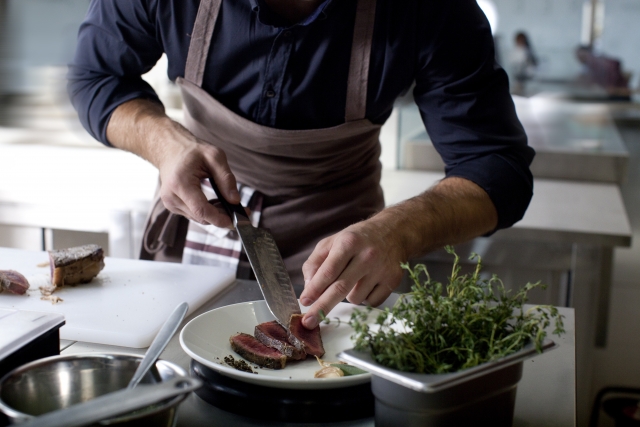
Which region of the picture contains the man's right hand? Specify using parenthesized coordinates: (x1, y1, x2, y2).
(106, 98, 241, 227)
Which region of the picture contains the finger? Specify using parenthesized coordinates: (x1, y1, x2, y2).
(302, 261, 364, 329)
(160, 191, 202, 221)
(362, 282, 396, 307)
(301, 238, 332, 295)
(175, 180, 232, 227)
(364, 265, 403, 306)
(165, 204, 193, 222)
(207, 200, 235, 229)
(299, 238, 351, 307)
(206, 149, 240, 205)
(346, 274, 378, 306)
(172, 199, 225, 227)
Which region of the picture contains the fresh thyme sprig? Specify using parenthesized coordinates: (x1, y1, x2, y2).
(349, 246, 565, 374)
(319, 310, 341, 326)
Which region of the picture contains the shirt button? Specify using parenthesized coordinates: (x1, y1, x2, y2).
(283, 30, 292, 37)
(265, 90, 276, 98)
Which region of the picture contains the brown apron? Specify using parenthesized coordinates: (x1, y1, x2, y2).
(140, 0, 384, 284)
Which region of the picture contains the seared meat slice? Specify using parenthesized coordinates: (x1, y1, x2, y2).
(255, 321, 306, 361)
(0, 270, 30, 295)
(229, 333, 287, 370)
(49, 244, 105, 287)
(287, 314, 325, 357)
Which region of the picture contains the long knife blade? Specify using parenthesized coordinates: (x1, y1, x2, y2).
(208, 179, 301, 327)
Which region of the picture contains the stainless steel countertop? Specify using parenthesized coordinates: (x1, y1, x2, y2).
(400, 96, 630, 184)
(381, 169, 631, 247)
(61, 279, 577, 427)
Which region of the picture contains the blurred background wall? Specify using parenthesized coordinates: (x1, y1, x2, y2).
(493, 0, 640, 90)
(0, 0, 639, 102)
(0, 0, 89, 97)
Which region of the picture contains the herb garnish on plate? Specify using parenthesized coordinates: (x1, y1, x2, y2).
(347, 246, 565, 374)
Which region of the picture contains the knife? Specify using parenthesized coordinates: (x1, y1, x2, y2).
(208, 178, 301, 327)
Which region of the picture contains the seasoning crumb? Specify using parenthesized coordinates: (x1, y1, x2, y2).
(224, 355, 256, 374)
(40, 295, 63, 304)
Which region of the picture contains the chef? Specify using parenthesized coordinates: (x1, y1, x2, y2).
(67, 0, 534, 329)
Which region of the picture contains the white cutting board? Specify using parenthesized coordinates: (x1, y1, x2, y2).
(0, 247, 236, 348)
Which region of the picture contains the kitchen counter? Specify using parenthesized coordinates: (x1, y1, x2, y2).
(60, 279, 577, 427)
(0, 128, 158, 258)
(400, 96, 630, 184)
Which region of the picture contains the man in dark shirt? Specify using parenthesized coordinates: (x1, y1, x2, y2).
(575, 46, 631, 100)
(68, 0, 534, 328)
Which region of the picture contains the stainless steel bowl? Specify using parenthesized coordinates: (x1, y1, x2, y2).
(0, 353, 188, 426)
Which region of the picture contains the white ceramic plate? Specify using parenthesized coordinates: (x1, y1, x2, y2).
(179, 300, 375, 390)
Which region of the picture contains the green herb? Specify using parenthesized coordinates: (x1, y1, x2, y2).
(331, 363, 368, 376)
(319, 309, 341, 325)
(349, 246, 565, 374)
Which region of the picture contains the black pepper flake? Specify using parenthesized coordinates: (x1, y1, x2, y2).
(224, 355, 256, 374)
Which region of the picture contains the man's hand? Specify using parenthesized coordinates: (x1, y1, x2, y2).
(299, 218, 406, 329)
(106, 99, 241, 227)
(153, 124, 239, 227)
(299, 176, 499, 329)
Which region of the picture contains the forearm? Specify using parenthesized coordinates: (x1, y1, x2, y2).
(106, 98, 187, 168)
(105, 97, 241, 225)
(299, 176, 498, 328)
(371, 176, 498, 260)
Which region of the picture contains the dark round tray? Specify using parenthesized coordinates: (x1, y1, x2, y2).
(189, 359, 374, 423)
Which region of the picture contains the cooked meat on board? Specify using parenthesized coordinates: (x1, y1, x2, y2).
(0, 270, 30, 295)
(48, 244, 105, 287)
(229, 333, 288, 370)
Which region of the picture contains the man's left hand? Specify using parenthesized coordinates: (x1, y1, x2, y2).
(299, 218, 406, 329)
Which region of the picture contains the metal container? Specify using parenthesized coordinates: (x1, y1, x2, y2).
(339, 340, 556, 427)
(0, 353, 188, 426)
(0, 309, 65, 380)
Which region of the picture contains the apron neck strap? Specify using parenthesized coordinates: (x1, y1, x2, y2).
(344, 0, 377, 121)
(184, 0, 377, 122)
(184, 0, 222, 86)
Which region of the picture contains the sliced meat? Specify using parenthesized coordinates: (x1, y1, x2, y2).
(287, 314, 325, 357)
(49, 244, 105, 287)
(0, 270, 30, 295)
(255, 321, 306, 361)
(229, 333, 287, 370)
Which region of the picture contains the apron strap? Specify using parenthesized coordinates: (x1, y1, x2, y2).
(183, 0, 377, 122)
(184, 0, 222, 86)
(344, 0, 377, 122)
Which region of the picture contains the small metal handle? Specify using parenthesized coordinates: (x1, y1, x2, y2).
(208, 178, 250, 224)
(127, 301, 189, 389)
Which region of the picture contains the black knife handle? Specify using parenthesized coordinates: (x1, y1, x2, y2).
(208, 178, 249, 222)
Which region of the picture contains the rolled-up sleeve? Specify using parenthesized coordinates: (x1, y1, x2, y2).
(67, 0, 164, 146)
(413, 0, 535, 230)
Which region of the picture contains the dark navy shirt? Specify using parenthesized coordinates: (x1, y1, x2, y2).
(67, 0, 535, 230)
